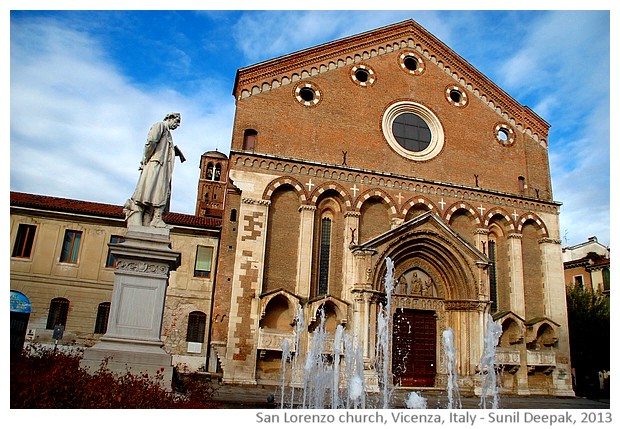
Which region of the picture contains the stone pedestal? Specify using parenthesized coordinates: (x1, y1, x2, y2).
(81, 225, 181, 388)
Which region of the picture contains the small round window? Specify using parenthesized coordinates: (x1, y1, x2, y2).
(445, 85, 468, 107)
(495, 123, 515, 146)
(351, 65, 376, 87)
(294, 82, 322, 107)
(382, 101, 444, 161)
(399, 52, 424, 75)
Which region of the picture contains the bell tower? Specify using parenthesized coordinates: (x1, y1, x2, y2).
(195, 150, 229, 217)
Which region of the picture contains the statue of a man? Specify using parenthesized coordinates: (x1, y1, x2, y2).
(124, 112, 185, 228)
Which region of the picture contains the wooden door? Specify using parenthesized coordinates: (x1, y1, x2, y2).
(392, 309, 436, 387)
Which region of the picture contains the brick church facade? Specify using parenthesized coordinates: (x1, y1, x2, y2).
(206, 20, 573, 396)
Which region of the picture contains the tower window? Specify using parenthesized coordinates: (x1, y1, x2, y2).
(243, 129, 257, 151)
(518, 176, 526, 195)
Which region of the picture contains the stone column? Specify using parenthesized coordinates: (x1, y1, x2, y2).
(351, 249, 375, 360)
(81, 225, 181, 388)
(507, 233, 526, 317)
(296, 205, 316, 298)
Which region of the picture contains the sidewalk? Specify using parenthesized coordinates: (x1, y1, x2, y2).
(212, 383, 611, 409)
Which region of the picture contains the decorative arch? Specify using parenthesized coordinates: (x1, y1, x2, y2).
(516, 212, 549, 237)
(444, 201, 481, 225)
(400, 195, 440, 218)
(354, 188, 398, 216)
(372, 229, 480, 301)
(310, 181, 353, 209)
(263, 176, 308, 204)
(483, 207, 515, 232)
(308, 296, 349, 327)
(494, 312, 525, 346)
(259, 289, 301, 326)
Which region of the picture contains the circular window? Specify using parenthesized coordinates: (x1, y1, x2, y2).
(392, 113, 431, 152)
(299, 87, 315, 102)
(294, 82, 322, 107)
(445, 85, 468, 107)
(382, 101, 444, 161)
(495, 123, 515, 145)
(351, 65, 376, 87)
(399, 52, 424, 75)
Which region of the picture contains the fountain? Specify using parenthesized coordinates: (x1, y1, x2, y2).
(442, 327, 462, 409)
(276, 257, 502, 410)
(479, 314, 503, 409)
(375, 257, 395, 409)
(404, 391, 427, 409)
(280, 339, 291, 409)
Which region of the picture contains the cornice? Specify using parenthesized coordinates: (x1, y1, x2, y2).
(231, 150, 562, 214)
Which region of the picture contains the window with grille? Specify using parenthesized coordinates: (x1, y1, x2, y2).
(12, 224, 37, 258)
(60, 230, 82, 263)
(318, 217, 332, 295)
(186, 311, 207, 343)
(46, 298, 69, 330)
(392, 113, 432, 152)
(105, 235, 125, 267)
(194, 246, 213, 277)
(94, 302, 111, 334)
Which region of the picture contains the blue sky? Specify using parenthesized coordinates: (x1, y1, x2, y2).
(7, 5, 614, 248)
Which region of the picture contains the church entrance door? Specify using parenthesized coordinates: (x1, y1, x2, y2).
(391, 309, 436, 387)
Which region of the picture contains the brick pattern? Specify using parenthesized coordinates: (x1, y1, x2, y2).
(241, 212, 263, 242)
(232, 251, 259, 361)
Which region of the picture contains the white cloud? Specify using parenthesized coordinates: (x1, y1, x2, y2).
(10, 16, 235, 215)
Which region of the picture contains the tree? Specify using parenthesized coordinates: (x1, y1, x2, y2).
(566, 284, 610, 398)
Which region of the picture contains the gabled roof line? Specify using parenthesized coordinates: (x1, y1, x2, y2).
(233, 19, 549, 145)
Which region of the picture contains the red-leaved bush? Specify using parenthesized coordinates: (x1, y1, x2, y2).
(11, 344, 220, 408)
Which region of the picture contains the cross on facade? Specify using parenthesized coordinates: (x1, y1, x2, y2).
(306, 179, 315, 191)
(512, 209, 519, 221)
(396, 192, 404, 205)
(350, 184, 359, 197)
(438, 198, 446, 210)
(478, 204, 485, 217)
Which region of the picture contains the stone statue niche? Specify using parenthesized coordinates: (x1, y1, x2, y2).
(396, 269, 437, 297)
